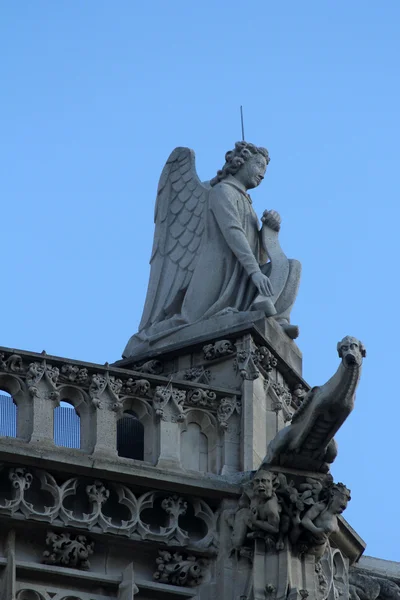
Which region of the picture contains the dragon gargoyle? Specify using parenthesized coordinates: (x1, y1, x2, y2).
(263, 336, 366, 473)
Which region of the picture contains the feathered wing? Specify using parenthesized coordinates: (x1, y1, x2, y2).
(139, 147, 210, 332)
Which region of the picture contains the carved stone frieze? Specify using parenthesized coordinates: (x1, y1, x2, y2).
(217, 397, 241, 430)
(0, 465, 219, 552)
(270, 381, 293, 421)
(88, 373, 107, 408)
(183, 367, 211, 383)
(60, 364, 89, 384)
(121, 378, 150, 396)
(233, 335, 278, 381)
(203, 340, 235, 361)
(43, 531, 94, 570)
(132, 359, 164, 374)
(0, 348, 241, 443)
(154, 550, 210, 587)
(254, 346, 278, 375)
(292, 383, 308, 409)
(154, 385, 187, 422)
(0, 352, 23, 373)
(228, 468, 350, 561)
(234, 349, 260, 381)
(186, 388, 217, 409)
(26, 356, 60, 401)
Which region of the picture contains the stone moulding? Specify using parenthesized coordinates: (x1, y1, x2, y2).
(0, 347, 240, 417)
(0, 465, 219, 553)
(153, 550, 210, 587)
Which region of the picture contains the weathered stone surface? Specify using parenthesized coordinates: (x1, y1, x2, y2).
(123, 142, 302, 358)
(263, 337, 365, 473)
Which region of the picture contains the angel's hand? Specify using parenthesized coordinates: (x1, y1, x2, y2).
(252, 271, 274, 297)
(262, 210, 281, 232)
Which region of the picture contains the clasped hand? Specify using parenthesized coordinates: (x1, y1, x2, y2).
(262, 209, 281, 232)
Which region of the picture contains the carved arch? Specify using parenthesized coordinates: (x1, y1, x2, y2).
(181, 409, 221, 473)
(332, 548, 348, 599)
(16, 591, 46, 600)
(117, 396, 156, 464)
(55, 384, 94, 452)
(0, 372, 30, 440)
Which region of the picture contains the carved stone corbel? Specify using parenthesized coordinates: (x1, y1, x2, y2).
(217, 397, 242, 430)
(154, 385, 186, 423)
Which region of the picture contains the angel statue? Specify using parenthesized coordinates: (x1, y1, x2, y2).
(123, 142, 301, 358)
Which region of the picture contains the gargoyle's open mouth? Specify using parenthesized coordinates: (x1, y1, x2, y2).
(344, 354, 357, 366)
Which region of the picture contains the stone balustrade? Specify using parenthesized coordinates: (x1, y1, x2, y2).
(0, 346, 242, 475)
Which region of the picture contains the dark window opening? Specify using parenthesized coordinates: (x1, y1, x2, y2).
(117, 410, 144, 460)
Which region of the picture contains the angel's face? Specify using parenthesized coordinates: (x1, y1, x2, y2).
(235, 154, 268, 190)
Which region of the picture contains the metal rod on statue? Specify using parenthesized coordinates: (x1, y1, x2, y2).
(240, 105, 245, 141)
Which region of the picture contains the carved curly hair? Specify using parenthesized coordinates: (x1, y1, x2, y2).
(210, 141, 270, 187)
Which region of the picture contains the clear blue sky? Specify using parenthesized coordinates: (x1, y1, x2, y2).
(1, 2, 399, 561)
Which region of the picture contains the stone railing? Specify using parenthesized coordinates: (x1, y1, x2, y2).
(0, 346, 242, 474)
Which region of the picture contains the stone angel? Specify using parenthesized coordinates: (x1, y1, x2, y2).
(123, 142, 301, 358)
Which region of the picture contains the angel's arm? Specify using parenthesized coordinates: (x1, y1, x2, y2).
(209, 186, 261, 276)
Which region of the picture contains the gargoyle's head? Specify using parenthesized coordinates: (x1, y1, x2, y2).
(337, 336, 366, 368)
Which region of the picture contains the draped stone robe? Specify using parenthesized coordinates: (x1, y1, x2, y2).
(179, 175, 263, 322)
(130, 174, 264, 347)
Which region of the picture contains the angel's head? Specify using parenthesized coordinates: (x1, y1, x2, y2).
(210, 141, 270, 189)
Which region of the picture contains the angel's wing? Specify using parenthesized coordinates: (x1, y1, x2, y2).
(139, 147, 210, 332)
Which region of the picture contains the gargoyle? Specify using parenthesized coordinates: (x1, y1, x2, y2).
(263, 336, 366, 473)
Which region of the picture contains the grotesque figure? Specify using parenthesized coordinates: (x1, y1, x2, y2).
(230, 469, 281, 554)
(263, 336, 366, 472)
(123, 142, 301, 357)
(291, 483, 351, 560)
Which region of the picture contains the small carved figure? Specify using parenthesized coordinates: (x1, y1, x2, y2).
(123, 378, 151, 396)
(263, 336, 366, 472)
(230, 469, 281, 553)
(203, 339, 235, 361)
(290, 483, 351, 560)
(133, 359, 163, 375)
(291, 383, 308, 409)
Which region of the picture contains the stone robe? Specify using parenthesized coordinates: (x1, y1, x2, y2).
(130, 175, 264, 348)
(180, 176, 262, 322)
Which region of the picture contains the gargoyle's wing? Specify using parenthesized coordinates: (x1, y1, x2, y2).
(139, 147, 210, 332)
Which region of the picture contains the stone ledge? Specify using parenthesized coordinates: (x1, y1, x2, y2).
(115, 318, 305, 385)
(0, 437, 242, 499)
(331, 515, 366, 564)
(0, 344, 241, 398)
(1, 559, 196, 599)
(355, 556, 400, 582)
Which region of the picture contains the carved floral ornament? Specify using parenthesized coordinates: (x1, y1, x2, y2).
(0, 349, 240, 427)
(0, 465, 219, 552)
(43, 531, 94, 570)
(154, 550, 210, 587)
(202, 339, 279, 380)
